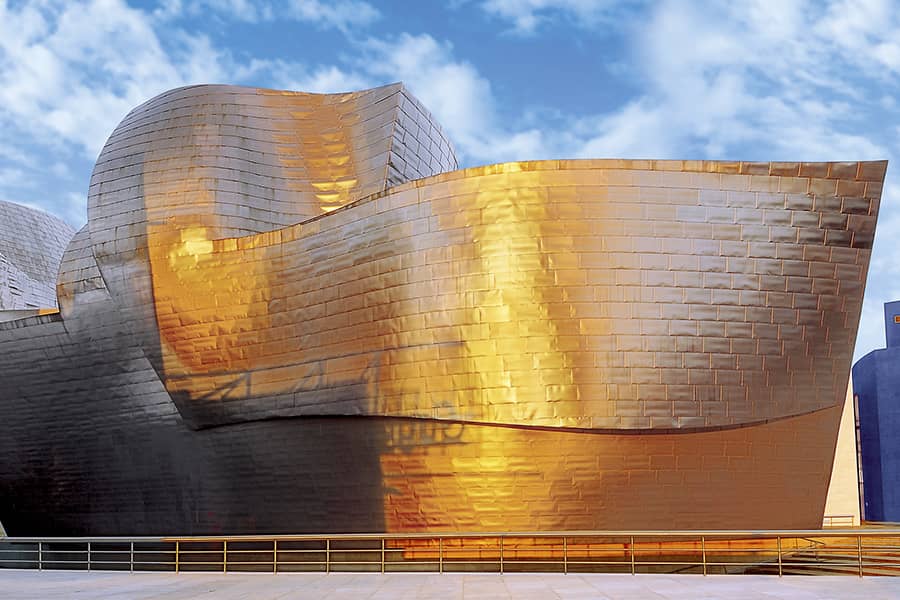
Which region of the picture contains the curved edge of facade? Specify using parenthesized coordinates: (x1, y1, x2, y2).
(0, 200, 75, 313)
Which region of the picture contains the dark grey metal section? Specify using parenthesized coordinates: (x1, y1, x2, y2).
(0, 304, 390, 535)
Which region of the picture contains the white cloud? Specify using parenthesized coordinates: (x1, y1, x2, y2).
(565, 1, 889, 160)
(0, 168, 32, 188)
(476, 0, 619, 33)
(0, 145, 35, 167)
(285, 0, 379, 32)
(161, 0, 380, 31)
(60, 192, 89, 228)
(152, 0, 183, 20)
(0, 0, 233, 157)
(205, 0, 271, 21)
(275, 65, 373, 94)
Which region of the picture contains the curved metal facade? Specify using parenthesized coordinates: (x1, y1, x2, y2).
(0, 84, 887, 534)
(0, 200, 74, 312)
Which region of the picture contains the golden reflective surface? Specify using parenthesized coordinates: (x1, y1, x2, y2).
(76, 85, 885, 432)
(87, 150, 883, 429)
(378, 406, 843, 530)
(42, 84, 888, 532)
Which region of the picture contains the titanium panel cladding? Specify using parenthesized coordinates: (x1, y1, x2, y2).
(0, 200, 74, 311)
(90, 157, 881, 432)
(0, 83, 886, 535)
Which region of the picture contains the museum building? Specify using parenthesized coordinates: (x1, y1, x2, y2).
(0, 83, 885, 535)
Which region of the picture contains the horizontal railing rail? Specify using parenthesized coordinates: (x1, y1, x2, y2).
(2, 529, 900, 577)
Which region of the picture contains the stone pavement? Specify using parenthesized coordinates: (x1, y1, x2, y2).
(2, 570, 900, 599)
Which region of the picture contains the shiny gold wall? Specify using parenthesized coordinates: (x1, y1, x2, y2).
(378, 407, 843, 530)
(48, 83, 887, 531)
(85, 150, 883, 431)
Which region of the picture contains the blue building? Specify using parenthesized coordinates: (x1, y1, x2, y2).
(853, 301, 900, 522)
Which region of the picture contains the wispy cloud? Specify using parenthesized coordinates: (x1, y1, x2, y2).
(471, 0, 624, 34)
(158, 0, 380, 32)
(564, 1, 891, 160)
(0, 0, 231, 158)
(285, 0, 380, 32)
(272, 64, 373, 94)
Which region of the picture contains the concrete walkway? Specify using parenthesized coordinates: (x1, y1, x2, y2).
(1, 570, 899, 599)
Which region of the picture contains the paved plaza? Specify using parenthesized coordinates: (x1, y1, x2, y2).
(1, 570, 898, 599)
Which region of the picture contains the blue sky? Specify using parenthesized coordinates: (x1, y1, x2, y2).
(0, 0, 898, 359)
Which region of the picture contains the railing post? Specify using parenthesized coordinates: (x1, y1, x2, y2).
(273, 539, 278, 574)
(38, 541, 42, 571)
(175, 541, 180, 574)
(777, 536, 782, 577)
(630, 536, 635, 576)
(223, 540, 227, 573)
(381, 538, 385, 574)
(438, 538, 443, 574)
(326, 539, 330, 573)
(87, 541, 91, 571)
(857, 535, 863, 578)
(563, 537, 567, 575)
(499, 537, 504, 574)
(130, 542, 134, 573)
(701, 536, 706, 576)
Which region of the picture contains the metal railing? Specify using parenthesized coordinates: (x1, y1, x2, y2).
(2, 529, 900, 576)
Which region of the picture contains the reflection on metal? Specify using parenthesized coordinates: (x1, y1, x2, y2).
(89, 143, 884, 431)
(0, 83, 888, 535)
